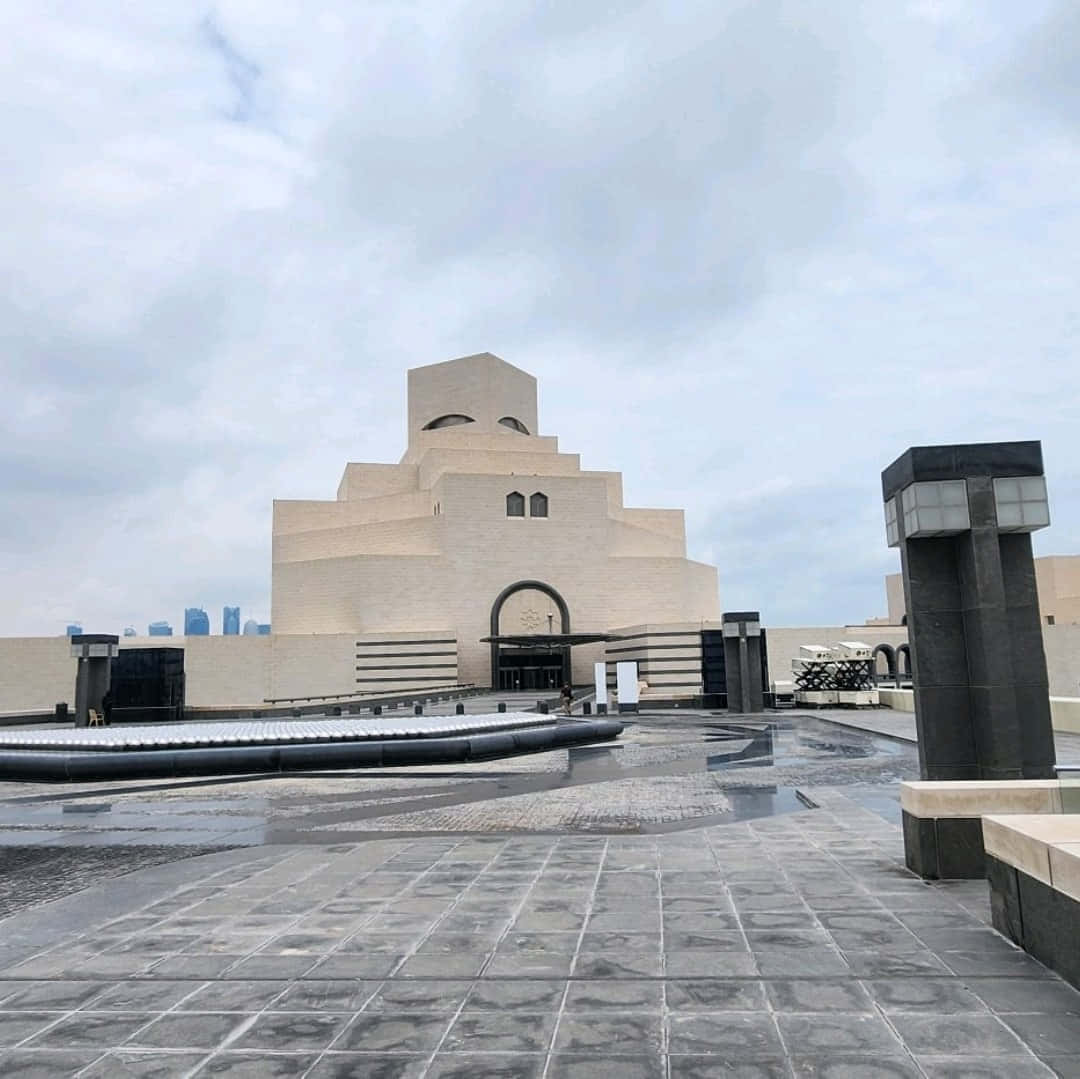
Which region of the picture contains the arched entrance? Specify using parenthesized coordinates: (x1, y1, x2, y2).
(897, 643, 912, 682)
(872, 643, 897, 685)
(489, 580, 570, 692)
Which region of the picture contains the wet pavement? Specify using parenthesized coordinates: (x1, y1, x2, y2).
(0, 709, 1076, 1076)
(0, 715, 916, 846)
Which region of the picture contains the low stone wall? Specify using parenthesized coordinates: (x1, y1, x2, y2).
(901, 779, 1066, 880)
(880, 687, 1080, 735)
(878, 687, 915, 712)
(984, 814, 1080, 989)
(0, 632, 461, 714)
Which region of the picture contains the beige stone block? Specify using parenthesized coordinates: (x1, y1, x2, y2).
(982, 815, 1054, 884)
(1049, 841, 1080, 902)
(1051, 697, 1080, 734)
(878, 688, 915, 711)
(900, 780, 1062, 818)
(983, 815, 1080, 885)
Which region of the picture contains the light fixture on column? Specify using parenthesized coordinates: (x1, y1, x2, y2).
(896, 480, 970, 540)
(993, 476, 1050, 532)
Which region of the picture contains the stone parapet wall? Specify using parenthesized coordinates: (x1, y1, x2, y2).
(878, 686, 1080, 735)
(0, 637, 75, 714)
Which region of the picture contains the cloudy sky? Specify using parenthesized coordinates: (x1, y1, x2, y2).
(3, 0, 1078, 636)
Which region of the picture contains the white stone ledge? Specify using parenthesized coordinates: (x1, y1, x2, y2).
(982, 814, 1080, 901)
(901, 780, 1063, 818)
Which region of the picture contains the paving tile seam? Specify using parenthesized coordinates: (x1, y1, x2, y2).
(31, 848, 350, 984)
(415, 839, 565, 1078)
(54, 851, 330, 993)
(0, 850, 282, 968)
(4, 972, 1070, 984)
(300, 833, 510, 1075)
(3, 789, 1078, 1066)
(122, 849, 342, 974)
(160, 843, 407, 1077)
(656, 845, 671, 1072)
(538, 836, 608, 1079)
(703, 818, 784, 1076)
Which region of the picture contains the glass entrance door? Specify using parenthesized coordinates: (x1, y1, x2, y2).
(496, 649, 567, 692)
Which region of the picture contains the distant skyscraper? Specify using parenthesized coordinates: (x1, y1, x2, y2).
(148, 621, 173, 637)
(257, 623, 271, 636)
(184, 608, 210, 636)
(223, 606, 240, 636)
(65, 623, 82, 636)
(123, 626, 137, 637)
(242, 619, 260, 636)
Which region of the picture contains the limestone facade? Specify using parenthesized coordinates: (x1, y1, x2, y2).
(884, 555, 1080, 627)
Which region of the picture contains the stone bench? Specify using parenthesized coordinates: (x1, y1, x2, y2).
(983, 813, 1080, 989)
(901, 780, 1066, 879)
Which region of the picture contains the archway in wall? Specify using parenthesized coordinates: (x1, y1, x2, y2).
(872, 643, 897, 685)
(489, 580, 570, 692)
(896, 643, 912, 681)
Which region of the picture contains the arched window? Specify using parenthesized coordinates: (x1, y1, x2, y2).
(530, 492, 548, 518)
(498, 416, 530, 434)
(423, 414, 475, 430)
(506, 491, 525, 517)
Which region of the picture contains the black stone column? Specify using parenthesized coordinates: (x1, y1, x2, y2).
(70, 634, 119, 728)
(999, 534, 1056, 777)
(883, 442, 1055, 781)
(722, 611, 764, 714)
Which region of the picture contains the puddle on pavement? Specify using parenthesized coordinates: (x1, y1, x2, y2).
(641, 786, 818, 834)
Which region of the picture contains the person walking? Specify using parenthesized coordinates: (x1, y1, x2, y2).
(560, 683, 573, 716)
(100, 689, 114, 726)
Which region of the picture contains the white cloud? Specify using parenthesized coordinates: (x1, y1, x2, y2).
(1, 1, 1077, 636)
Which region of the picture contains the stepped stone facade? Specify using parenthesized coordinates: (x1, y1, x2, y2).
(272, 353, 721, 691)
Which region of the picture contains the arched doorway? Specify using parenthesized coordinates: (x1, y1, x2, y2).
(872, 643, 897, 685)
(489, 580, 570, 691)
(897, 643, 912, 682)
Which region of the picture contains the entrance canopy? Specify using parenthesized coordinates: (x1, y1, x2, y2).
(480, 633, 620, 647)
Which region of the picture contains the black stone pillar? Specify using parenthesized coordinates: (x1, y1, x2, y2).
(70, 634, 119, 728)
(722, 612, 764, 714)
(882, 441, 1056, 780)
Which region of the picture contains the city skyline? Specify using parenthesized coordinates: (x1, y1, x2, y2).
(55, 605, 269, 638)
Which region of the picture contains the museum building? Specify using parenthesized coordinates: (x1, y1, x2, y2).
(5, 353, 1078, 719)
(272, 352, 722, 697)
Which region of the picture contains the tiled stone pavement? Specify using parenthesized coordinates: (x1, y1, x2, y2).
(1, 791, 1078, 1077)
